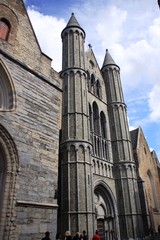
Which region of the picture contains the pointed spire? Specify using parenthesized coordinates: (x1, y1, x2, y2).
(102, 49, 117, 68)
(62, 13, 85, 38)
(66, 13, 81, 28)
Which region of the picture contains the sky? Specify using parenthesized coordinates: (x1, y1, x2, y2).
(24, 0, 160, 160)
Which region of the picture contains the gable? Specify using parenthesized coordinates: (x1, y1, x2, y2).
(0, 0, 53, 77)
(85, 46, 107, 103)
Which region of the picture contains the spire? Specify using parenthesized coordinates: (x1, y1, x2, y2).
(102, 49, 118, 68)
(66, 12, 81, 28)
(62, 13, 85, 38)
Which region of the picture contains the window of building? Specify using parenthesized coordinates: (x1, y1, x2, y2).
(96, 80, 101, 98)
(93, 102, 100, 135)
(0, 18, 11, 41)
(0, 60, 16, 111)
(100, 112, 106, 138)
(91, 74, 95, 94)
(89, 60, 94, 69)
(89, 104, 93, 132)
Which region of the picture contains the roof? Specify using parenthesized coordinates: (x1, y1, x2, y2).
(61, 13, 85, 38)
(130, 128, 139, 150)
(102, 49, 118, 69)
(66, 13, 81, 28)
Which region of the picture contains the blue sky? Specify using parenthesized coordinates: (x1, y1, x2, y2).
(24, 0, 160, 159)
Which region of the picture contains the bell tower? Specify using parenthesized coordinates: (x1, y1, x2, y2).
(58, 13, 94, 236)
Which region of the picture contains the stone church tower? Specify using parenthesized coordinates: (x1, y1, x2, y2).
(58, 13, 144, 240)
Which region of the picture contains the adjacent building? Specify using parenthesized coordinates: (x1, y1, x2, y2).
(130, 127, 160, 235)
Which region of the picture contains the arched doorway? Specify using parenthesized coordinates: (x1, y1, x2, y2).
(0, 146, 6, 213)
(94, 182, 120, 240)
(0, 124, 19, 239)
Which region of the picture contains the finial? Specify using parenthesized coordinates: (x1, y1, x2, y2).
(88, 44, 92, 48)
(106, 49, 108, 52)
(71, 12, 74, 16)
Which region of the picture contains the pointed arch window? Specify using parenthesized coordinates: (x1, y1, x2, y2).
(89, 60, 94, 69)
(0, 18, 11, 41)
(91, 74, 95, 94)
(100, 112, 107, 139)
(96, 80, 101, 98)
(93, 102, 100, 135)
(0, 60, 16, 111)
(86, 71, 91, 91)
(89, 103, 93, 132)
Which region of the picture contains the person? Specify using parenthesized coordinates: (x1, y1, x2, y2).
(56, 233, 61, 240)
(64, 230, 72, 240)
(92, 230, 100, 240)
(42, 231, 51, 240)
(81, 230, 88, 240)
(73, 232, 80, 240)
(149, 226, 153, 236)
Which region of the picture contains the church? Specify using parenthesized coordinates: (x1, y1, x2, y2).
(0, 1, 160, 239)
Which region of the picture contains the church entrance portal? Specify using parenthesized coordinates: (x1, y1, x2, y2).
(94, 182, 119, 240)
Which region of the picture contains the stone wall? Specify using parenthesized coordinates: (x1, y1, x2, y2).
(136, 129, 160, 233)
(0, 0, 57, 79)
(0, 50, 62, 239)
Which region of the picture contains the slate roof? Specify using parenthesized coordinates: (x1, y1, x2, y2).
(66, 13, 81, 28)
(130, 128, 139, 150)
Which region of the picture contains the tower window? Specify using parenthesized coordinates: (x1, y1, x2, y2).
(0, 18, 11, 41)
(96, 80, 101, 98)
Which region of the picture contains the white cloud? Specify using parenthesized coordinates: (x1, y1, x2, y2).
(26, 1, 160, 156)
(68, 1, 160, 96)
(27, 7, 66, 71)
(149, 85, 160, 122)
(149, 17, 160, 48)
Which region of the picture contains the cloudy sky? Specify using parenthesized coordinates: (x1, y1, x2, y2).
(24, 0, 160, 159)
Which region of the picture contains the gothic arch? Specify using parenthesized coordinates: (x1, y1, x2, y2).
(89, 103, 93, 133)
(0, 59, 16, 111)
(91, 74, 95, 94)
(94, 180, 120, 240)
(100, 111, 107, 139)
(0, 18, 11, 41)
(0, 124, 19, 239)
(93, 101, 100, 135)
(0, 3, 19, 44)
(96, 80, 101, 98)
(86, 71, 90, 90)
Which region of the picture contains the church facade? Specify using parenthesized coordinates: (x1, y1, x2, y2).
(0, 1, 159, 240)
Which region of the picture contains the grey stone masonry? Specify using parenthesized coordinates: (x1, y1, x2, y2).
(59, 13, 94, 238)
(102, 52, 144, 239)
(0, 49, 62, 239)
